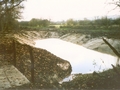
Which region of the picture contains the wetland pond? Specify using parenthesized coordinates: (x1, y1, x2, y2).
(35, 38, 118, 74)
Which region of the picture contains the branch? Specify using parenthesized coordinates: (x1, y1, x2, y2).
(114, 1, 120, 7)
(102, 38, 120, 58)
(0, 0, 5, 5)
(0, 0, 24, 18)
(106, 0, 120, 14)
(106, 5, 118, 14)
(116, 0, 120, 7)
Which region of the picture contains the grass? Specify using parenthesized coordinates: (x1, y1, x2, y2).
(57, 28, 120, 39)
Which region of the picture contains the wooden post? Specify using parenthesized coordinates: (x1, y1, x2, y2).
(102, 38, 120, 58)
(103, 38, 120, 65)
(29, 46, 34, 83)
(13, 40, 16, 67)
(111, 64, 120, 76)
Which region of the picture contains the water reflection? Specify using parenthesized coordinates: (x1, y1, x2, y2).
(35, 38, 117, 74)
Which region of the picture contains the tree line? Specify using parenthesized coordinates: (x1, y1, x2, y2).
(19, 18, 50, 29)
(60, 16, 120, 30)
(19, 16, 120, 31)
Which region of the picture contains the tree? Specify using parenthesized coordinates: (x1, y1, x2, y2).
(41, 19, 50, 27)
(19, 21, 29, 26)
(66, 19, 76, 26)
(111, 0, 120, 8)
(0, 0, 26, 31)
(114, 17, 120, 27)
(107, 0, 120, 12)
(29, 18, 50, 27)
(29, 18, 38, 27)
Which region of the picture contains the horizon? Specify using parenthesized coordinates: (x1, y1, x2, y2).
(19, 15, 120, 22)
(20, 0, 120, 22)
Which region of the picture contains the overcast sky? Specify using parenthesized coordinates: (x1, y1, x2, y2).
(21, 0, 120, 21)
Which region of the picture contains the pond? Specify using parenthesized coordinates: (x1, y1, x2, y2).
(35, 38, 118, 74)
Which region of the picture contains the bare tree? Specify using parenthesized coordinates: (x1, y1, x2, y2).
(107, 0, 120, 10)
(112, 0, 120, 7)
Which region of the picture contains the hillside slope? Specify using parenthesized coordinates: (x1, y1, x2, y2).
(12, 30, 120, 56)
(0, 33, 72, 89)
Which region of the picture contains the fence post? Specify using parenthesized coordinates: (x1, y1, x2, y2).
(29, 46, 34, 83)
(13, 40, 16, 67)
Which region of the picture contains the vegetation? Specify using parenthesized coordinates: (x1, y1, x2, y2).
(61, 17, 116, 29)
(62, 66, 120, 89)
(19, 18, 50, 30)
(18, 16, 120, 40)
(19, 16, 120, 31)
(0, 0, 26, 31)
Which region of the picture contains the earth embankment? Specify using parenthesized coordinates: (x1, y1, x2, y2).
(16, 30, 120, 56)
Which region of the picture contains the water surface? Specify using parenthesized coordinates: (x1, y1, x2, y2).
(35, 38, 118, 74)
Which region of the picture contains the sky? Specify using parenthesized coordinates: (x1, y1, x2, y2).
(21, 0, 120, 21)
